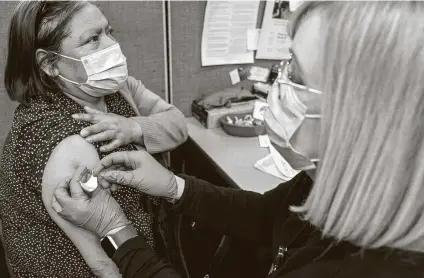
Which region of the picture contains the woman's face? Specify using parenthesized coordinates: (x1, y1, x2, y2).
(270, 12, 324, 169)
(54, 4, 116, 90)
(290, 13, 322, 90)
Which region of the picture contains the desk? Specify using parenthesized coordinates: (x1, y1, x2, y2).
(185, 117, 281, 194)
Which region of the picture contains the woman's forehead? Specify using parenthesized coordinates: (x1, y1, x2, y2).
(66, 4, 108, 42)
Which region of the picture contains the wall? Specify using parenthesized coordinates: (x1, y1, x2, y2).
(169, 1, 279, 116)
(0, 1, 279, 148)
(97, 1, 166, 99)
(0, 1, 166, 151)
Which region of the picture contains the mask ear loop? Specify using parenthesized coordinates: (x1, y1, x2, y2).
(44, 50, 88, 85)
(279, 58, 322, 119)
(274, 59, 320, 166)
(58, 74, 82, 86)
(49, 51, 81, 62)
(281, 54, 322, 95)
(305, 114, 321, 119)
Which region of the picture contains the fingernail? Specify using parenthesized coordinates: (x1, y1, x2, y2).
(80, 130, 87, 137)
(52, 203, 62, 213)
(79, 167, 88, 181)
(72, 114, 78, 119)
(85, 137, 92, 143)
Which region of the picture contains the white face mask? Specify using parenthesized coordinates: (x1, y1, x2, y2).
(51, 44, 128, 97)
(264, 65, 322, 171)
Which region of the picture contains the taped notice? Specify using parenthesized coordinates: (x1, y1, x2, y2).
(201, 1, 260, 66)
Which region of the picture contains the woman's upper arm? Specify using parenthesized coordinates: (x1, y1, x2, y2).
(126, 76, 188, 151)
(127, 76, 174, 116)
(42, 135, 120, 277)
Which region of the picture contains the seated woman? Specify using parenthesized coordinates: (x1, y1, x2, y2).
(0, 1, 187, 277)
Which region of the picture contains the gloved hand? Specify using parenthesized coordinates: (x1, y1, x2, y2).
(93, 151, 178, 202)
(52, 166, 131, 238)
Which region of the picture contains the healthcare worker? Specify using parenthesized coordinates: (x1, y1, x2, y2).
(54, 1, 424, 277)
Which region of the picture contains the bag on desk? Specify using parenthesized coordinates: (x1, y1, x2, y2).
(192, 88, 258, 129)
(196, 88, 257, 110)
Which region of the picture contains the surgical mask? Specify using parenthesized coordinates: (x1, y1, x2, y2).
(264, 61, 322, 171)
(51, 44, 128, 97)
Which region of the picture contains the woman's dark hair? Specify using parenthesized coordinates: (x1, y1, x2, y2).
(4, 1, 87, 105)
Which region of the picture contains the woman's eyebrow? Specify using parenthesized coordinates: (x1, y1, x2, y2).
(78, 27, 100, 43)
(78, 21, 110, 44)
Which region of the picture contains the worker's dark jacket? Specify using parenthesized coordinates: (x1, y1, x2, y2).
(113, 172, 424, 278)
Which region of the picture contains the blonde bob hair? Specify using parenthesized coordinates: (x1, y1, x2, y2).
(289, 1, 424, 252)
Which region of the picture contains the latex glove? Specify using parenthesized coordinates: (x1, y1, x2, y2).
(53, 166, 131, 238)
(93, 151, 178, 202)
(72, 106, 143, 152)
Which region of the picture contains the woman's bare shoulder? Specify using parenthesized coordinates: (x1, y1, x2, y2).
(42, 134, 99, 205)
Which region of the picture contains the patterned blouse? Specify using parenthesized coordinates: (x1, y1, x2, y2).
(0, 91, 159, 277)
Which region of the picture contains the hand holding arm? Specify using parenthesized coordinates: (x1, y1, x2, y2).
(72, 77, 188, 154)
(72, 106, 144, 153)
(92, 150, 271, 245)
(54, 164, 182, 278)
(91, 150, 309, 246)
(53, 165, 131, 238)
(42, 135, 121, 277)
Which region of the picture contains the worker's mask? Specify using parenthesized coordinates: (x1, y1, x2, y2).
(50, 44, 128, 97)
(264, 59, 322, 171)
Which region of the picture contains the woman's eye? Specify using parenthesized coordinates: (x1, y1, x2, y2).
(87, 35, 99, 44)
